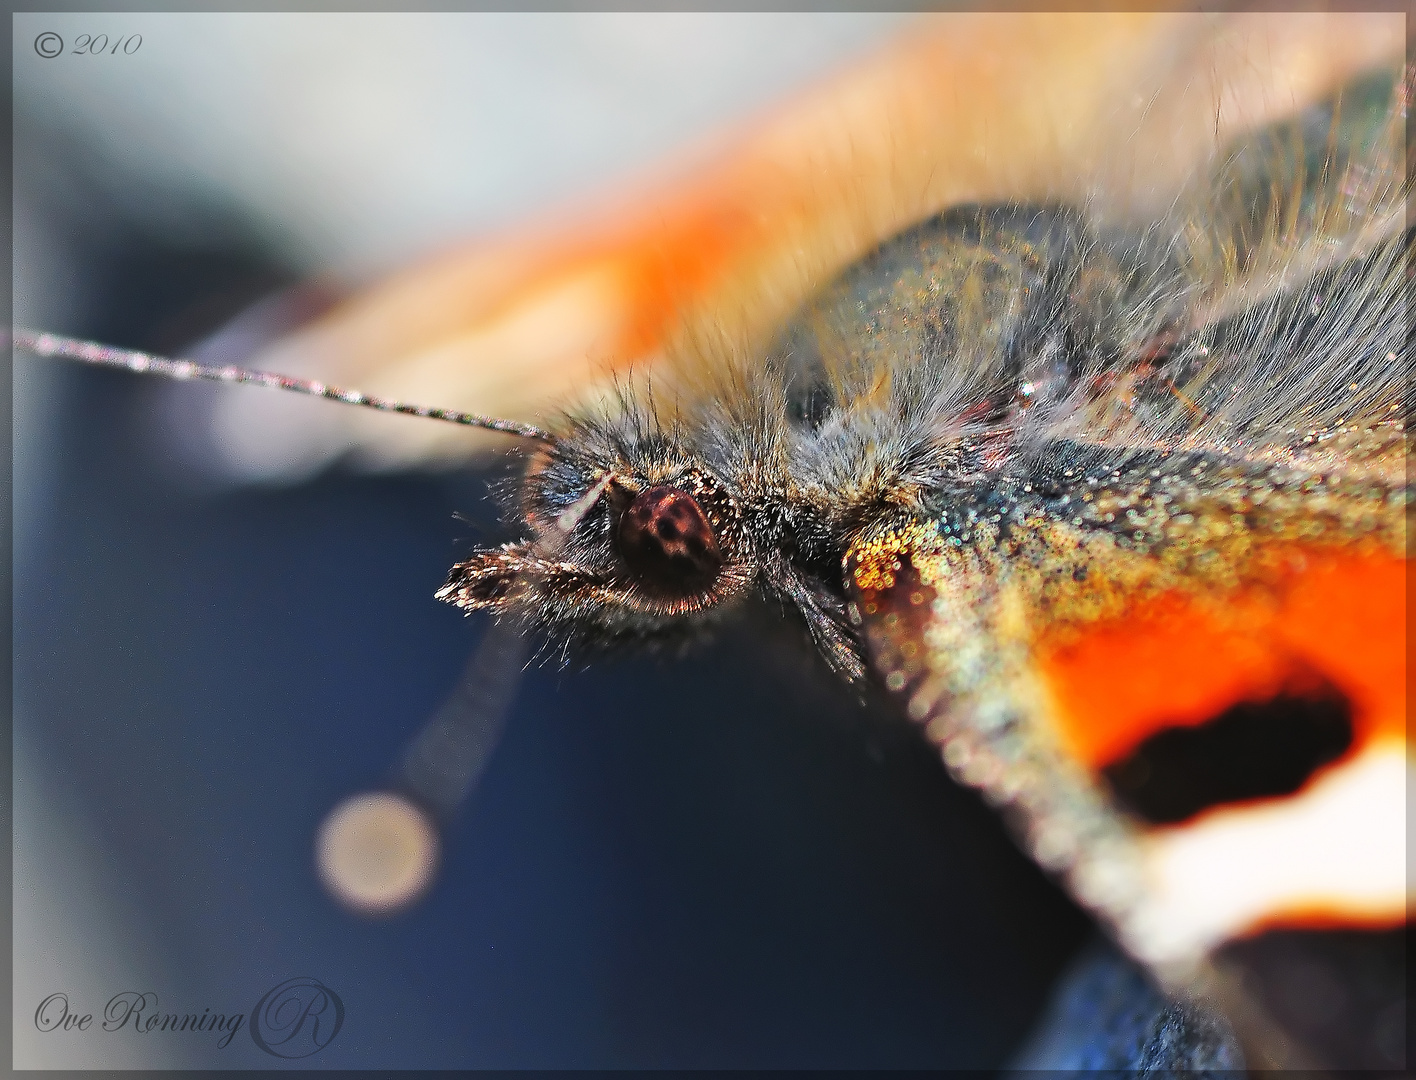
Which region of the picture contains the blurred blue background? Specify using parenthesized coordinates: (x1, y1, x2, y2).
(13, 13, 1090, 1068)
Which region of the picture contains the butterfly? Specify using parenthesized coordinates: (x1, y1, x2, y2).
(14, 12, 1409, 1072)
(437, 51, 1409, 1071)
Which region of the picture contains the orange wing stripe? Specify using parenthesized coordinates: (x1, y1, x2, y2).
(1036, 550, 1406, 768)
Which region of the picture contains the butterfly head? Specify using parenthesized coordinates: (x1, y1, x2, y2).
(12, 329, 867, 674)
(434, 394, 872, 679)
(435, 419, 763, 654)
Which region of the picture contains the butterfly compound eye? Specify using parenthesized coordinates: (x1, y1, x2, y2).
(616, 485, 724, 595)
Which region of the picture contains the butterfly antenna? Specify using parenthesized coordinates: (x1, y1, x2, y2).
(11, 327, 554, 444)
(316, 617, 534, 917)
(396, 623, 530, 821)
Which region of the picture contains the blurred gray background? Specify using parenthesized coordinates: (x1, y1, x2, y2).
(17, 12, 916, 293)
(13, 12, 1090, 1069)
